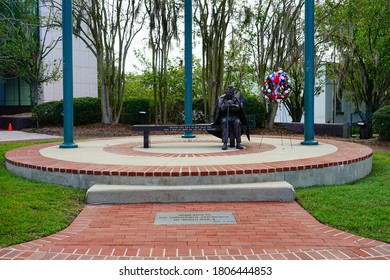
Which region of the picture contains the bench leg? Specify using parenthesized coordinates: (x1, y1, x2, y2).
(143, 131, 149, 148)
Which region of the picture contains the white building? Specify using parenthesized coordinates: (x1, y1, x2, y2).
(0, 1, 97, 115)
(40, 26, 98, 103)
(275, 67, 354, 125)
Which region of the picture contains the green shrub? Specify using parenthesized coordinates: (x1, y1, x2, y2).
(121, 98, 150, 124)
(73, 97, 101, 125)
(373, 105, 390, 140)
(32, 97, 101, 126)
(243, 96, 266, 128)
(32, 100, 63, 126)
(168, 96, 185, 124)
(191, 98, 207, 123)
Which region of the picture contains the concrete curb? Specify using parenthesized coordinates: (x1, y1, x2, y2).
(86, 181, 295, 204)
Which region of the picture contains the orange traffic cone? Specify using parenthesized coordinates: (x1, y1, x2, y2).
(8, 123, 13, 131)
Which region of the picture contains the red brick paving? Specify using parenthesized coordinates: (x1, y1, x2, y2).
(1, 136, 387, 260)
(1, 202, 388, 260)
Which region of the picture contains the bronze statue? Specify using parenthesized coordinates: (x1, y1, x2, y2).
(211, 86, 250, 150)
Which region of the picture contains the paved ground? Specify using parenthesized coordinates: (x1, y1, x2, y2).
(0, 130, 389, 260)
(1, 202, 389, 260)
(0, 130, 61, 142)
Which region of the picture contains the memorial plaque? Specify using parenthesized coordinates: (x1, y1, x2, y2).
(154, 212, 236, 225)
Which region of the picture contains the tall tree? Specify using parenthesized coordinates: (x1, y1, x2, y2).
(194, 0, 235, 117)
(0, 0, 62, 107)
(282, 59, 305, 122)
(238, 0, 305, 128)
(317, 0, 390, 114)
(144, 0, 182, 124)
(51, 0, 145, 124)
(223, 24, 257, 96)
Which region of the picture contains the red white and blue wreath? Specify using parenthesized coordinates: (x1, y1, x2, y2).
(261, 70, 292, 104)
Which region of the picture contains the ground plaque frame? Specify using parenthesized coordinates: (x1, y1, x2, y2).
(154, 212, 236, 225)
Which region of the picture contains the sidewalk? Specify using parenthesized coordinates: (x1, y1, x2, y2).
(1, 202, 389, 260)
(0, 130, 61, 142)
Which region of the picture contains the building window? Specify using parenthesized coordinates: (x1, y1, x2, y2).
(0, 77, 31, 106)
(336, 96, 342, 114)
(0, 0, 38, 108)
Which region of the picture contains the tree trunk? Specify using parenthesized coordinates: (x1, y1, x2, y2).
(30, 82, 40, 108)
(265, 102, 278, 129)
(71, 0, 144, 125)
(98, 55, 113, 124)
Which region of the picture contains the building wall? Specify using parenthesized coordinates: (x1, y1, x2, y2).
(275, 90, 327, 124)
(38, 2, 97, 104)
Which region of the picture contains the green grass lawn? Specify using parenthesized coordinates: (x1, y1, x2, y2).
(295, 151, 390, 243)
(0, 141, 85, 248)
(0, 141, 389, 248)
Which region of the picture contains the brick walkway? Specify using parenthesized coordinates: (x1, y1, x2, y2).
(1, 202, 389, 260)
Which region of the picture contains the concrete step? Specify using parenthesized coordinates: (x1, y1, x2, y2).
(86, 181, 295, 204)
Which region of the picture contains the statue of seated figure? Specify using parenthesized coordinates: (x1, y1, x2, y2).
(212, 86, 250, 150)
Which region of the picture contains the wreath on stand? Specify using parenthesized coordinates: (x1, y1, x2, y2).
(261, 70, 292, 104)
(260, 70, 294, 147)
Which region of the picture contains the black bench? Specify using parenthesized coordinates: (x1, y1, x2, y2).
(132, 124, 219, 148)
(132, 124, 248, 148)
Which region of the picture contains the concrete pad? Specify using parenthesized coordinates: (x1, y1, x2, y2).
(5, 135, 373, 189)
(38, 135, 338, 166)
(86, 181, 295, 204)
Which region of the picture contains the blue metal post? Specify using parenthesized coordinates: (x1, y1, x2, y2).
(301, 0, 318, 145)
(60, 0, 77, 148)
(182, 0, 195, 138)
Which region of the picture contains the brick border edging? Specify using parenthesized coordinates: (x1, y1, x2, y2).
(2, 245, 390, 260)
(5, 138, 373, 188)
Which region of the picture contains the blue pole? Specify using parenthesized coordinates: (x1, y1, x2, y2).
(60, 0, 77, 148)
(301, 0, 318, 145)
(182, 0, 195, 138)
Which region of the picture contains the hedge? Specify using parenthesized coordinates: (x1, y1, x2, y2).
(243, 96, 266, 128)
(32, 100, 63, 126)
(32, 97, 101, 126)
(31, 96, 267, 127)
(73, 97, 101, 125)
(373, 105, 390, 140)
(120, 98, 150, 124)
